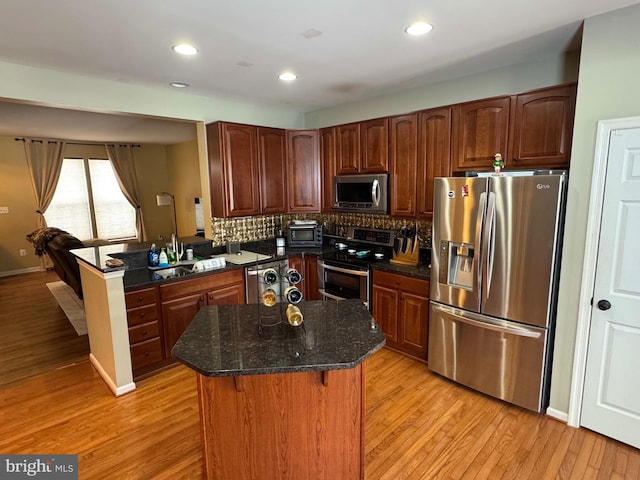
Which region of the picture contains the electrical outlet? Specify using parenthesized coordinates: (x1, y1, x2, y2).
(19, 249, 27, 256)
(0, 206, 9, 214)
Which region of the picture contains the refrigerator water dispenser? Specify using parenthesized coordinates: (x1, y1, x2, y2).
(439, 241, 474, 290)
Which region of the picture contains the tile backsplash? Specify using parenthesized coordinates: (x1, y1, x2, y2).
(211, 213, 432, 247)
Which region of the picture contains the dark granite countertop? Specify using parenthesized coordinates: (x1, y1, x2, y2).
(73, 236, 429, 290)
(370, 260, 431, 280)
(172, 299, 386, 377)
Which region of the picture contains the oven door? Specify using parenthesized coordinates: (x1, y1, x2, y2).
(318, 260, 370, 309)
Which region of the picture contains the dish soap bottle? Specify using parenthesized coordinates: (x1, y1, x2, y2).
(158, 247, 169, 267)
(148, 243, 159, 267)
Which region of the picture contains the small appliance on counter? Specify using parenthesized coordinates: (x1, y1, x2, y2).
(288, 220, 323, 248)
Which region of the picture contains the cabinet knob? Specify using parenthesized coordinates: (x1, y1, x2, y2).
(137, 296, 144, 302)
(145, 351, 150, 356)
(200, 295, 205, 302)
(142, 330, 147, 335)
(395, 281, 400, 285)
(140, 312, 145, 318)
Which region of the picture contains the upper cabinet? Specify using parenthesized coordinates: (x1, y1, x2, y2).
(208, 122, 260, 217)
(335, 118, 390, 175)
(320, 127, 336, 212)
(452, 83, 577, 172)
(360, 118, 389, 173)
(417, 107, 451, 218)
(287, 130, 321, 213)
(390, 114, 418, 217)
(336, 123, 360, 174)
(452, 97, 512, 172)
(508, 84, 576, 169)
(258, 127, 288, 214)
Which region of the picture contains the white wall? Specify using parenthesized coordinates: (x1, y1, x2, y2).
(305, 53, 579, 128)
(0, 61, 305, 129)
(550, 3, 640, 413)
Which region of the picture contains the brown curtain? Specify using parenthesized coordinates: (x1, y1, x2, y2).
(24, 139, 66, 269)
(106, 144, 147, 241)
(24, 138, 66, 229)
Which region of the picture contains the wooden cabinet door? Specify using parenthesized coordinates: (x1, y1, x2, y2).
(452, 97, 511, 172)
(360, 118, 389, 173)
(335, 123, 360, 175)
(220, 123, 260, 217)
(390, 113, 418, 217)
(304, 255, 319, 301)
(508, 84, 576, 169)
(320, 127, 336, 212)
(161, 293, 206, 356)
(417, 107, 451, 217)
(287, 130, 320, 213)
(372, 284, 398, 344)
(207, 283, 245, 305)
(398, 292, 429, 360)
(257, 127, 287, 214)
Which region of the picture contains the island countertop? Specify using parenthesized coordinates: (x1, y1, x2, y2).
(172, 299, 386, 377)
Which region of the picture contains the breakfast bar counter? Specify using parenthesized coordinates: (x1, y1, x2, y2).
(172, 299, 385, 480)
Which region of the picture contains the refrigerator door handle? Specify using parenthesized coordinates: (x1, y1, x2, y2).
(475, 192, 487, 292)
(484, 192, 497, 299)
(432, 303, 543, 339)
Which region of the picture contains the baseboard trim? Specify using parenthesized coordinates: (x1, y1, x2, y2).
(546, 407, 569, 423)
(89, 353, 136, 397)
(0, 266, 43, 277)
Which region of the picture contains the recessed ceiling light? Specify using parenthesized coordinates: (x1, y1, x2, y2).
(170, 82, 189, 88)
(278, 72, 297, 81)
(172, 44, 198, 56)
(405, 22, 434, 36)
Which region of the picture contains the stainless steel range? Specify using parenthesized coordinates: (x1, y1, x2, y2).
(318, 227, 396, 309)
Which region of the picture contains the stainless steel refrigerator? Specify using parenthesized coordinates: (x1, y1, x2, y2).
(429, 171, 567, 412)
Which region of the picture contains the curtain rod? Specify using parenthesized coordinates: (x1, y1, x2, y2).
(14, 138, 141, 147)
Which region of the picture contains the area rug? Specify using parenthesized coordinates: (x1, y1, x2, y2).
(46, 281, 87, 336)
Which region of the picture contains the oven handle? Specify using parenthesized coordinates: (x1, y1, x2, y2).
(319, 261, 369, 277)
(319, 289, 346, 301)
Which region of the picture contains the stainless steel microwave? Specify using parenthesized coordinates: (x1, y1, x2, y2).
(333, 174, 389, 214)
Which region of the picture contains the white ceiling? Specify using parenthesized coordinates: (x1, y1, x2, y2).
(0, 0, 638, 143)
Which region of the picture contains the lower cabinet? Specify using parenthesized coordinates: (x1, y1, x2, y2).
(372, 270, 429, 362)
(288, 254, 319, 301)
(125, 285, 166, 379)
(125, 268, 245, 380)
(160, 268, 245, 355)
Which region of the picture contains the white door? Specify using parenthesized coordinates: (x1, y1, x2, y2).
(581, 127, 640, 449)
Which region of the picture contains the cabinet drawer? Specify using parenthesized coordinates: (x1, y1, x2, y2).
(125, 286, 159, 309)
(159, 268, 244, 301)
(128, 320, 160, 344)
(126, 304, 160, 327)
(130, 337, 163, 370)
(373, 270, 429, 296)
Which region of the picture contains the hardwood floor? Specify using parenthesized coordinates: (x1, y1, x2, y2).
(0, 270, 89, 387)
(1, 347, 638, 479)
(1, 272, 638, 478)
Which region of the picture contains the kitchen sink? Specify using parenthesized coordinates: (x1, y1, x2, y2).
(152, 265, 195, 279)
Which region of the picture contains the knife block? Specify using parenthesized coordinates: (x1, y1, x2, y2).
(390, 235, 420, 266)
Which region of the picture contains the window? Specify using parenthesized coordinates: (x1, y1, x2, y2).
(45, 158, 137, 241)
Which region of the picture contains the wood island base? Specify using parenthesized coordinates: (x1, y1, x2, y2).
(196, 365, 365, 480)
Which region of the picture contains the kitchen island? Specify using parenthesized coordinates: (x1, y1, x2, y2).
(173, 299, 385, 480)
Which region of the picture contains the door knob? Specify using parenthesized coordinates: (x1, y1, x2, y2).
(597, 299, 611, 311)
